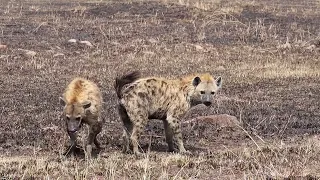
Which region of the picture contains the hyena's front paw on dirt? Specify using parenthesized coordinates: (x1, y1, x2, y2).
(133, 150, 144, 158)
(122, 146, 133, 154)
(179, 149, 192, 156)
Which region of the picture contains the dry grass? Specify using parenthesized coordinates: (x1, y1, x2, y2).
(1, 136, 320, 179)
(0, 0, 320, 179)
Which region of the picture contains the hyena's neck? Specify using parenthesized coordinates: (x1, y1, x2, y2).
(176, 79, 194, 104)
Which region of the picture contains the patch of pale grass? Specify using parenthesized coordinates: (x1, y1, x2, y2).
(259, 64, 320, 78)
(234, 61, 320, 79)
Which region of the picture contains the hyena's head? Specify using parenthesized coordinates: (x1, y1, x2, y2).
(190, 74, 222, 106)
(59, 97, 91, 133)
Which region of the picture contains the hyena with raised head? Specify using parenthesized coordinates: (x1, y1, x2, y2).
(60, 77, 103, 159)
(115, 71, 222, 156)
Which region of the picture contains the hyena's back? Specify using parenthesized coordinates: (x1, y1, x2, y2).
(121, 77, 190, 117)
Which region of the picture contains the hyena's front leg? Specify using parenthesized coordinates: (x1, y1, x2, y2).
(63, 131, 77, 156)
(163, 120, 174, 152)
(166, 116, 190, 155)
(93, 121, 102, 149)
(86, 121, 102, 159)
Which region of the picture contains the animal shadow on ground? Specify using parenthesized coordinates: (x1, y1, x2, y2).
(62, 145, 103, 159)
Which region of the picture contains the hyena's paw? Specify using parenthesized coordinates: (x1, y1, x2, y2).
(122, 148, 133, 154)
(134, 150, 143, 158)
(180, 149, 192, 156)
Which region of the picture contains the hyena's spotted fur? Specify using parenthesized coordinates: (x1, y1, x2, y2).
(60, 78, 103, 159)
(115, 71, 222, 156)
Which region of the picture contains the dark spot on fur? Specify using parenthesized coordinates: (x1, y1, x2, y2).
(151, 90, 155, 95)
(161, 81, 167, 88)
(172, 119, 178, 124)
(138, 92, 146, 99)
(125, 92, 134, 99)
(136, 102, 142, 108)
(149, 110, 167, 120)
(146, 79, 156, 83)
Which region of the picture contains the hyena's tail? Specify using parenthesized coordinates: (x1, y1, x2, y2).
(114, 71, 141, 99)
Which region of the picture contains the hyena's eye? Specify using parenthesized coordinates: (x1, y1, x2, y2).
(211, 92, 215, 95)
(75, 117, 81, 121)
(66, 116, 70, 120)
(200, 91, 205, 94)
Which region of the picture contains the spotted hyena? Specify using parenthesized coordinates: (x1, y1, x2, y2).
(114, 71, 222, 156)
(59, 78, 103, 159)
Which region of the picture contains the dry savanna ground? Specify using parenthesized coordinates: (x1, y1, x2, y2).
(0, 0, 320, 179)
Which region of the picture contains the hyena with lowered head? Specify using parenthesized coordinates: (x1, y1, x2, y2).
(115, 71, 222, 156)
(60, 77, 103, 159)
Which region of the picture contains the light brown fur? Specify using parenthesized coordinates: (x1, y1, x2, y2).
(60, 78, 103, 159)
(115, 72, 222, 156)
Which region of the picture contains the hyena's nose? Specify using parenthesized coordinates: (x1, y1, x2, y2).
(203, 101, 212, 106)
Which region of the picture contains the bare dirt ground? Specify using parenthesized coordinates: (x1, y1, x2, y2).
(0, 0, 320, 179)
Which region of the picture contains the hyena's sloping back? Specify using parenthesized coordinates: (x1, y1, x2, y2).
(114, 71, 141, 99)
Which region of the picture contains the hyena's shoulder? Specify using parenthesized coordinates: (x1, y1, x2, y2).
(64, 78, 101, 104)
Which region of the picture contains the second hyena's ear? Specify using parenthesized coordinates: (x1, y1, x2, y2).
(216, 76, 222, 88)
(59, 97, 66, 106)
(192, 77, 201, 87)
(82, 101, 91, 109)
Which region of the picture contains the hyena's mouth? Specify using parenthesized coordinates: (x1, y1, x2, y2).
(190, 99, 203, 106)
(68, 129, 78, 133)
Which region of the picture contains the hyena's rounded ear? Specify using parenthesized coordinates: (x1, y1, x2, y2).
(216, 76, 222, 88)
(82, 101, 91, 109)
(59, 97, 66, 106)
(192, 77, 201, 87)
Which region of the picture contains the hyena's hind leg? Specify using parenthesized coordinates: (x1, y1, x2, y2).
(128, 113, 148, 157)
(118, 104, 133, 153)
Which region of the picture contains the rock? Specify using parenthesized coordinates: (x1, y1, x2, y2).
(148, 38, 158, 44)
(0, 55, 9, 59)
(183, 114, 241, 128)
(25, 50, 37, 57)
(0, 44, 7, 49)
(53, 53, 65, 57)
(68, 39, 77, 43)
(79, 40, 93, 47)
(194, 44, 204, 51)
(217, 65, 225, 71)
(18, 49, 37, 58)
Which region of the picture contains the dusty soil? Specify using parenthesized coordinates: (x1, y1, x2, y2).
(0, 0, 320, 179)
